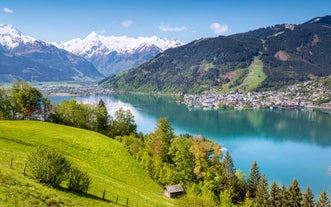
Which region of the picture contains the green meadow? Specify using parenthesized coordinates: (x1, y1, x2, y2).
(0, 121, 175, 207)
(241, 56, 266, 92)
(221, 56, 266, 93)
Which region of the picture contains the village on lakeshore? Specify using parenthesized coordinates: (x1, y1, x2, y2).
(180, 80, 331, 110)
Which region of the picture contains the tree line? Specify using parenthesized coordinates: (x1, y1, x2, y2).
(0, 81, 51, 120)
(115, 118, 330, 207)
(0, 81, 137, 137)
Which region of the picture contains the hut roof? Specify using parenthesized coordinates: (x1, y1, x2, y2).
(164, 184, 184, 193)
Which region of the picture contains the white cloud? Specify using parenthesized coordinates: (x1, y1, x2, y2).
(159, 24, 187, 32)
(3, 7, 13, 13)
(121, 20, 133, 28)
(210, 22, 229, 35)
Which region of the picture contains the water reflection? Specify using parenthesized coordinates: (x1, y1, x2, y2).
(50, 94, 331, 146)
(113, 94, 331, 146)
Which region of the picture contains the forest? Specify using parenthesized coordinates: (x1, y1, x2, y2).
(0, 81, 330, 207)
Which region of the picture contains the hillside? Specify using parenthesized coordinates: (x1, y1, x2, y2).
(0, 25, 103, 83)
(0, 121, 174, 207)
(100, 15, 331, 93)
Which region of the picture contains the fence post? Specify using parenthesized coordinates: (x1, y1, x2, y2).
(9, 157, 13, 169)
(102, 189, 106, 200)
(116, 195, 118, 204)
(23, 163, 27, 175)
(126, 198, 129, 207)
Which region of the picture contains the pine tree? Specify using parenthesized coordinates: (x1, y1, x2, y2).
(146, 118, 174, 161)
(255, 174, 269, 207)
(302, 187, 314, 207)
(269, 181, 281, 207)
(223, 151, 241, 202)
(288, 179, 302, 207)
(247, 161, 261, 198)
(280, 184, 290, 207)
(316, 191, 330, 207)
(96, 99, 110, 134)
(224, 151, 235, 177)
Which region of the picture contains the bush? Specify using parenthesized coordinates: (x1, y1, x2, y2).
(28, 146, 71, 187)
(68, 166, 91, 193)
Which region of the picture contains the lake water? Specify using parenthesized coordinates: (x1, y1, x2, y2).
(50, 94, 331, 196)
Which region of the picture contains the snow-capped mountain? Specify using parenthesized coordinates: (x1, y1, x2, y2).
(0, 24, 37, 49)
(0, 24, 103, 82)
(54, 32, 183, 75)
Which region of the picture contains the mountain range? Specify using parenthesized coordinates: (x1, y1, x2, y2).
(100, 15, 331, 93)
(54, 33, 182, 76)
(0, 24, 102, 83)
(0, 24, 181, 82)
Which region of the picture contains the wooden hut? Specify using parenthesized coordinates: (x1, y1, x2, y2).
(163, 184, 184, 198)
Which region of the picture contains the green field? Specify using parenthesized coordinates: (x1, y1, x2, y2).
(221, 56, 266, 93)
(0, 121, 175, 207)
(241, 56, 266, 92)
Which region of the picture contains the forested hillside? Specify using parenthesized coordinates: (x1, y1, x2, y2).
(100, 15, 331, 93)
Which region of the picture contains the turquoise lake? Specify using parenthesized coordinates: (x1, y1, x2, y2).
(50, 94, 331, 196)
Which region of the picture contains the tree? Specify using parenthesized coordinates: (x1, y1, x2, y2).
(269, 181, 281, 207)
(280, 184, 290, 207)
(9, 81, 43, 120)
(28, 146, 71, 187)
(68, 166, 91, 193)
(168, 136, 194, 184)
(95, 99, 110, 134)
(146, 118, 174, 161)
(23, 86, 43, 119)
(247, 161, 261, 198)
(223, 151, 242, 203)
(220, 190, 234, 207)
(113, 107, 137, 136)
(189, 137, 213, 181)
(287, 179, 302, 207)
(54, 100, 95, 129)
(302, 187, 314, 207)
(316, 191, 330, 207)
(224, 151, 235, 178)
(154, 117, 174, 148)
(42, 96, 52, 121)
(0, 87, 8, 119)
(235, 170, 248, 203)
(240, 196, 258, 207)
(255, 174, 269, 207)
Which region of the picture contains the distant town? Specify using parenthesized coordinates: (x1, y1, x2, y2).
(181, 81, 331, 110)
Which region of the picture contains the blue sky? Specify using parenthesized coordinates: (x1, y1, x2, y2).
(0, 0, 330, 43)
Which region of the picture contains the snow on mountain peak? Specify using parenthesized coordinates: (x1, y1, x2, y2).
(55, 32, 183, 57)
(0, 24, 36, 49)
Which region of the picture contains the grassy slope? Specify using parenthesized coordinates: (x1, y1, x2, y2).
(241, 56, 266, 92)
(221, 57, 265, 93)
(0, 121, 175, 207)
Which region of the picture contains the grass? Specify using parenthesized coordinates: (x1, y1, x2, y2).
(241, 56, 266, 92)
(220, 56, 266, 93)
(0, 120, 175, 207)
